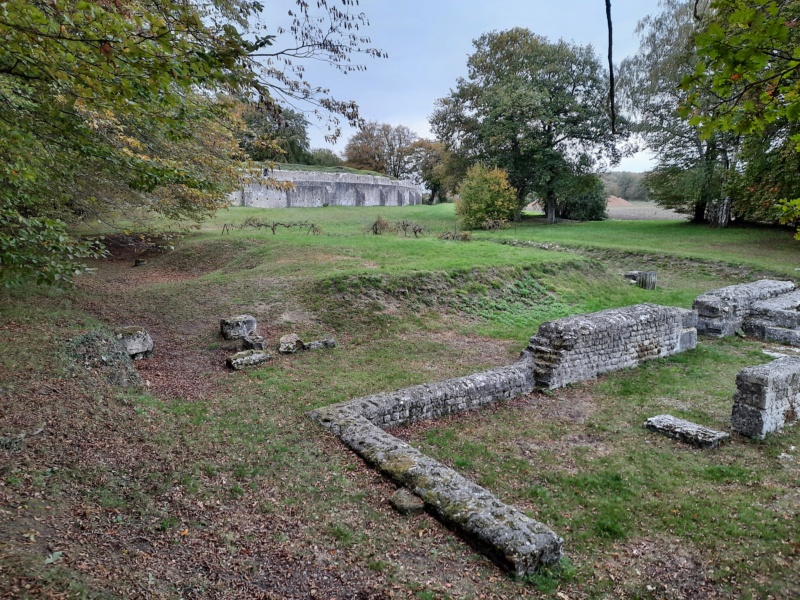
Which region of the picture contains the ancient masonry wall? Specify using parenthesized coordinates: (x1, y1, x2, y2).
(230, 170, 424, 209)
(529, 303, 698, 390)
(308, 359, 565, 576)
(731, 356, 800, 438)
(693, 279, 796, 338)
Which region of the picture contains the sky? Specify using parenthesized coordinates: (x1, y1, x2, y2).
(264, 1, 665, 172)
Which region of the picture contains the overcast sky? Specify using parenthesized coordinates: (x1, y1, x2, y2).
(267, 1, 665, 172)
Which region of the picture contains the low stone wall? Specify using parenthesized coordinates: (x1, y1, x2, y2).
(308, 358, 564, 576)
(743, 290, 800, 346)
(528, 303, 698, 390)
(693, 280, 796, 337)
(231, 170, 424, 209)
(731, 357, 800, 438)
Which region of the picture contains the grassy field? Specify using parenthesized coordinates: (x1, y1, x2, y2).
(1, 204, 798, 599)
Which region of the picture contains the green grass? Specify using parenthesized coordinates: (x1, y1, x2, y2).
(2, 203, 798, 598)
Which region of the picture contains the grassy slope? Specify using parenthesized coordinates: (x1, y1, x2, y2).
(1, 205, 798, 599)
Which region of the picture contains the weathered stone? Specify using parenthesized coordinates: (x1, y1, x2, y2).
(636, 271, 657, 290)
(242, 335, 267, 350)
(230, 169, 424, 208)
(308, 355, 562, 576)
(220, 315, 257, 340)
(644, 414, 730, 449)
(311, 406, 562, 576)
(227, 350, 272, 370)
(389, 488, 425, 516)
(114, 326, 153, 360)
(693, 280, 796, 337)
(731, 357, 800, 439)
(279, 333, 304, 354)
(67, 330, 141, 388)
(303, 338, 337, 351)
(528, 304, 697, 390)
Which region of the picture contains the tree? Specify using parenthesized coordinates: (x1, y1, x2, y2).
(456, 165, 518, 229)
(620, 0, 738, 224)
(682, 0, 800, 144)
(431, 29, 627, 224)
(408, 140, 450, 204)
(0, 0, 383, 285)
(557, 174, 608, 221)
(239, 104, 311, 163)
(343, 121, 418, 178)
(680, 0, 800, 229)
(307, 148, 343, 167)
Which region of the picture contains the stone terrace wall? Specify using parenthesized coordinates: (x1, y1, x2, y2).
(743, 290, 800, 346)
(529, 303, 698, 390)
(231, 170, 424, 209)
(308, 357, 564, 576)
(693, 279, 795, 337)
(731, 356, 800, 438)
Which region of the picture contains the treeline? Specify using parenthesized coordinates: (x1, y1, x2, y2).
(601, 173, 650, 202)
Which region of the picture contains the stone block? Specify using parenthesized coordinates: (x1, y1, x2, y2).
(242, 335, 267, 350)
(279, 333, 304, 354)
(227, 350, 272, 370)
(220, 315, 257, 340)
(644, 414, 729, 449)
(114, 326, 153, 360)
(693, 280, 795, 337)
(303, 338, 337, 351)
(731, 357, 800, 438)
(389, 488, 425, 516)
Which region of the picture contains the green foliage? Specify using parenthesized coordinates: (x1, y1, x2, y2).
(307, 148, 343, 167)
(0, 0, 383, 285)
(455, 165, 518, 230)
(622, 0, 735, 224)
(343, 121, 418, 178)
(556, 175, 608, 221)
(683, 0, 800, 141)
(432, 28, 628, 223)
(601, 171, 649, 201)
(238, 104, 311, 163)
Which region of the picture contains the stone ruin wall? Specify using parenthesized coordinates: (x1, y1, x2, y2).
(529, 303, 698, 390)
(308, 303, 702, 576)
(230, 170, 424, 209)
(693, 279, 796, 338)
(732, 356, 800, 439)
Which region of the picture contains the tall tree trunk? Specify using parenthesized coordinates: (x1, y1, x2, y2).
(693, 201, 707, 223)
(428, 188, 438, 205)
(546, 190, 557, 224)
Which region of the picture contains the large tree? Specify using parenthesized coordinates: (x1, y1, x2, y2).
(0, 0, 382, 285)
(620, 0, 737, 225)
(680, 0, 800, 228)
(239, 104, 311, 164)
(431, 28, 627, 223)
(343, 121, 418, 178)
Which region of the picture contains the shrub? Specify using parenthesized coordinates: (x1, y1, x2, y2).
(365, 215, 391, 235)
(455, 165, 518, 229)
(557, 175, 608, 221)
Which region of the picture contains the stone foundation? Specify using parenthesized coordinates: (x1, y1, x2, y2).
(528, 304, 697, 390)
(743, 290, 800, 346)
(731, 357, 800, 438)
(308, 357, 564, 576)
(693, 280, 796, 338)
(231, 170, 424, 209)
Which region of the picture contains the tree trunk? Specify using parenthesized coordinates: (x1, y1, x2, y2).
(428, 188, 438, 205)
(692, 201, 707, 224)
(546, 190, 557, 224)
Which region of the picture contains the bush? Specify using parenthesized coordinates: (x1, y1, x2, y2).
(455, 165, 518, 229)
(557, 176, 608, 221)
